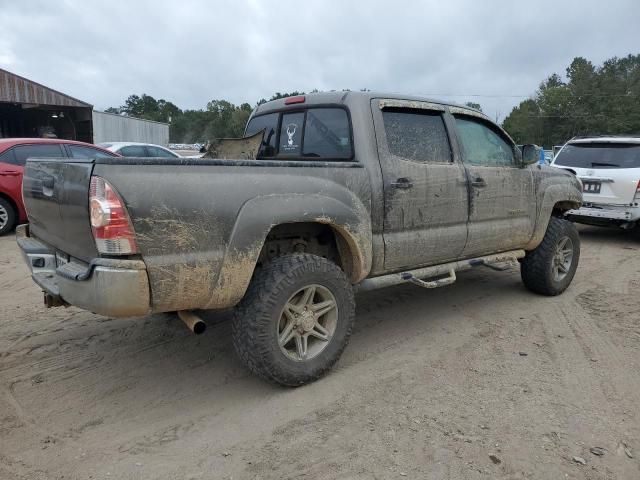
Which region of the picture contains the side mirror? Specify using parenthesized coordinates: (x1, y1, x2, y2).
(521, 144, 539, 166)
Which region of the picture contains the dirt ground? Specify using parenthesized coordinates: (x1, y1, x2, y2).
(1, 226, 639, 480)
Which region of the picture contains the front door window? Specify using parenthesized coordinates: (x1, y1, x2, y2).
(454, 117, 515, 167)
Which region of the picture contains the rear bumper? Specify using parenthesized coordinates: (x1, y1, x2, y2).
(16, 224, 151, 317)
(566, 204, 640, 225)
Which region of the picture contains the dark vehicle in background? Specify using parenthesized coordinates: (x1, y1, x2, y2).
(17, 92, 582, 386)
(0, 138, 118, 235)
(552, 136, 640, 230)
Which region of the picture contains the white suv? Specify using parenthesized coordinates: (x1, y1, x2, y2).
(552, 136, 640, 230)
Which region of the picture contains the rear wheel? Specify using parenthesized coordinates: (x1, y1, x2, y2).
(0, 198, 17, 236)
(521, 217, 580, 296)
(232, 254, 355, 386)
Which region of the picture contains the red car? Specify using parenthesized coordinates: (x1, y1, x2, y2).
(0, 138, 119, 235)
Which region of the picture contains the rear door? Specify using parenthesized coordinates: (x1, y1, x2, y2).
(372, 99, 469, 271)
(451, 113, 535, 257)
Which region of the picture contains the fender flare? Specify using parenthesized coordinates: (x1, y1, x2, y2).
(203, 193, 372, 309)
(525, 183, 581, 250)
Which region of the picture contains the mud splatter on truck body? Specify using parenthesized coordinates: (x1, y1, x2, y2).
(92, 156, 372, 312)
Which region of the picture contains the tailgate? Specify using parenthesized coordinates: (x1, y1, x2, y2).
(573, 167, 640, 205)
(23, 158, 98, 261)
(553, 142, 640, 205)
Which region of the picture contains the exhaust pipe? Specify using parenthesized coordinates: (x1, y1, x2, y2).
(177, 310, 207, 335)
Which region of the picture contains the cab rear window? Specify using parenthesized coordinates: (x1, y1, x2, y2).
(245, 107, 352, 160)
(279, 112, 305, 156)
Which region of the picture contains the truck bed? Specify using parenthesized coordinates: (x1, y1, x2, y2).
(22, 156, 373, 313)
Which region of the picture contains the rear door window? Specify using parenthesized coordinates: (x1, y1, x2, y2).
(0, 148, 17, 165)
(147, 146, 179, 158)
(454, 116, 515, 167)
(67, 145, 116, 159)
(118, 145, 147, 156)
(13, 144, 65, 166)
(382, 109, 452, 163)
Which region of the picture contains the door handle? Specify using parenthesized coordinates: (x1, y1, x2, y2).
(470, 177, 487, 188)
(0, 170, 20, 176)
(390, 177, 413, 189)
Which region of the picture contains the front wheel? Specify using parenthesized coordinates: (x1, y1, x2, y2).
(232, 254, 355, 386)
(521, 217, 580, 296)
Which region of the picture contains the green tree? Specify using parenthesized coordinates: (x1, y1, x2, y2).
(502, 54, 640, 147)
(502, 99, 542, 144)
(155, 99, 181, 123)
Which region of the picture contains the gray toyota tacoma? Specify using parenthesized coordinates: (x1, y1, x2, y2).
(17, 92, 583, 386)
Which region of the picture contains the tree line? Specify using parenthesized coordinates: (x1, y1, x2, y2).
(107, 91, 482, 144)
(503, 54, 640, 148)
(106, 54, 639, 147)
(105, 92, 306, 143)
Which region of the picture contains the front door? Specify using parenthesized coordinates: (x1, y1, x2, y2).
(373, 99, 469, 271)
(451, 112, 536, 257)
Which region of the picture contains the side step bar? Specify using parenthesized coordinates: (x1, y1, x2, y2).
(402, 269, 457, 289)
(355, 250, 525, 292)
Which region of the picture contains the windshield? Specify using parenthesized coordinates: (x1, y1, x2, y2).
(554, 143, 640, 169)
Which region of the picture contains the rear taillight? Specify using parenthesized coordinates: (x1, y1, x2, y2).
(89, 176, 138, 255)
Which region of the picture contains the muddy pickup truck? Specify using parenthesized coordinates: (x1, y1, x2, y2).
(17, 92, 583, 386)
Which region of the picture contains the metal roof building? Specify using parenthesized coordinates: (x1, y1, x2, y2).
(0, 68, 168, 145)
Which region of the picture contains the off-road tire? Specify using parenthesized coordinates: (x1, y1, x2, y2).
(521, 217, 580, 296)
(0, 197, 17, 236)
(232, 254, 355, 387)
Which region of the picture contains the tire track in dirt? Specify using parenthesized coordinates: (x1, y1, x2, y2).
(2, 227, 640, 479)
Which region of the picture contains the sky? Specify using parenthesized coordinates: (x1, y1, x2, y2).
(1, 0, 638, 121)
